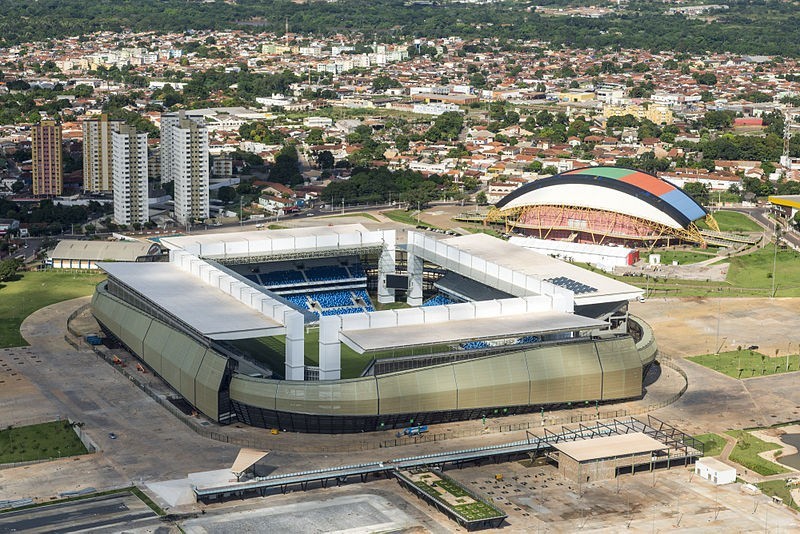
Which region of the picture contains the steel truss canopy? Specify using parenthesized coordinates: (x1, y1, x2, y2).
(159, 224, 388, 261)
(98, 262, 284, 340)
(339, 311, 608, 353)
(552, 432, 667, 462)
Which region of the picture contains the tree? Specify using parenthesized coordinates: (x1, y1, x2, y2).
(371, 75, 401, 92)
(0, 257, 22, 282)
(693, 72, 718, 86)
(306, 128, 324, 146)
(683, 182, 710, 206)
(403, 181, 438, 209)
(476, 191, 488, 205)
(316, 150, 334, 170)
(217, 186, 236, 203)
(394, 134, 410, 152)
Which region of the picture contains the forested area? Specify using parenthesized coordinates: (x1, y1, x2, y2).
(3, 1, 800, 57)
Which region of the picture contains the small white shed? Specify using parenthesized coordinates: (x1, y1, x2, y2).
(695, 457, 737, 485)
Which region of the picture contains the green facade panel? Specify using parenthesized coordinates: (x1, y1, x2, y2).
(377, 366, 458, 414)
(597, 337, 643, 400)
(229, 376, 279, 411)
(142, 320, 171, 375)
(194, 351, 228, 421)
(116, 306, 152, 358)
(275, 378, 379, 415)
(453, 352, 530, 409)
(527, 344, 603, 404)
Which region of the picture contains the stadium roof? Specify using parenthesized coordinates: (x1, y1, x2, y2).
(768, 195, 800, 210)
(339, 311, 607, 353)
(495, 166, 707, 229)
(440, 234, 642, 304)
(552, 433, 666, 462)
(51, 240, 159, 261)
(158, 224, 386, 260)
(97, 262, 284, 340)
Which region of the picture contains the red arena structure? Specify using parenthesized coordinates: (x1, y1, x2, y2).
(487, 166, 718, 248)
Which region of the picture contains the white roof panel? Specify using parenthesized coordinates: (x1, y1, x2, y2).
(97, 262, 283, 340)
(441, 234, 642, 304)
(340, 311, 606, 353)
(160, 224, 383, 259)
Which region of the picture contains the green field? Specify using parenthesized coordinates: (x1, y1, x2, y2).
(644, 248, 717, 265)
(413, 471, 504, 522)
(382, 209, 443, 229)
(229, 327, 453, 379)
(0, 420, 88, 464)
(757, 480, 800, 512)
(0, 271, 106, 348)
(321, 212, 380, 222)
(688, 350, 800, 379)
(726, 246, 800, 296)
(693, 433, 727, 456)
(697, 211, 763, 232)
(725, 430, 788, 476)
(590, 245, 800, 298)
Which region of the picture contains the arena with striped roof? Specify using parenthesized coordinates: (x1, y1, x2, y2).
(488, 166, 717, 247)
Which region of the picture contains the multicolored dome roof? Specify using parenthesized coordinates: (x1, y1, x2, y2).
(495, 166, 707, 229)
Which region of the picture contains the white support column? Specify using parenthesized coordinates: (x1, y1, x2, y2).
(284, 310, 305, 381)
(377, 234, 397, 304)
(318, 316, 341, 380)
(407, 252, 424, 307)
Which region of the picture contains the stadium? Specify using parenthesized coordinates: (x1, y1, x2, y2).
(91, 224, 658, 433)
(487, 166, 718, 248)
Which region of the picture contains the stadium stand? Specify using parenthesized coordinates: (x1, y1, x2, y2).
(461, 340, 491, 350)
(260, 269, 306, 286)
(305, 265, 351, 283)
(423, 295, 455, 307)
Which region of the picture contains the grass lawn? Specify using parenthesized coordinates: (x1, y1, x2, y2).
(688, 350, 800, 379)
(757, 480, 800, 512)
(0, 270, 106, 348)
(382, 209, 442, 230)
(644, 248, 717, 265)
(321, 212, 380, 222)
(694, 433, 727, 456)
(725, 430, 788, 476)
(413, 472, 504, 521)
(726, 246, 800, 296)
(0, 420, 88, 464)
(697, 211, 763, 232)
(579, 245, 800, 297)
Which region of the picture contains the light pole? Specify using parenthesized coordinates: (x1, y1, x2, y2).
(771, 225, 780, 298)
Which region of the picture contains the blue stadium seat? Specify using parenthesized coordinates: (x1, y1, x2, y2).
(260, 269, 306, 286)
(305, 265, 350, 283)
(460, 340, 490, 350)
(422, 295, 454, 307)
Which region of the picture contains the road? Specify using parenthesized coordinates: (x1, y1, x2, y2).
(721, 205, 800, 249)
(0, 492, 162, 534)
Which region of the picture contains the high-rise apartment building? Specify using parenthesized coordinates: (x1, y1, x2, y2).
(112, 125, 150, 226)
(32, 120, 63, 196)
(160, 112, 209, 225)
(82, 114, 122, 193)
